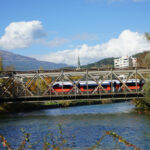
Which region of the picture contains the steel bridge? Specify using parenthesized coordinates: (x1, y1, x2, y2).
(0, 68, 149, 102)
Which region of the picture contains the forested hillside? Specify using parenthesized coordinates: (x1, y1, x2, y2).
(82, 57, 114, 69)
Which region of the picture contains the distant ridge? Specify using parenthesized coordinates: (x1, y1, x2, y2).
(0, 50, 71, 71)
(82, 57, 114, 69)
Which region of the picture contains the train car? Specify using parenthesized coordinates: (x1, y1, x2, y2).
(79, 80, 112, 92)
(79, 81, 98, 92)
(99, 80, 111, 91)
(121, 79, 140, 91)
(51, 79, 144, 93)
(52, 82, 73, 93)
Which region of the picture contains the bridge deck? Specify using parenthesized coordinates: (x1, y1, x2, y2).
(0, 92, 144, 102)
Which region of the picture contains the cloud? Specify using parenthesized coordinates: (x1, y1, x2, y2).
(0, 21, 46, 50)
(37, 30, 150, 66)
(0, 21, 99, 49)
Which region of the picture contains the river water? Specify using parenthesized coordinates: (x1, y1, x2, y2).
(0, 102, 150, 149)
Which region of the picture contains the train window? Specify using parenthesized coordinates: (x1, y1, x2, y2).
(82, 84, 97, 89)
(121, 82, 138, 86)
(53, 84, 60, 88)
(102, 84, 108, 88)
(82, 85, 87, 89)
(88, 85, 97, 89)
(126, 83, 136, 86)
(63, 85, 73, 89)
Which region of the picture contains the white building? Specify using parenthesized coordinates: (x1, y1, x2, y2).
(114, 56, 137, 68)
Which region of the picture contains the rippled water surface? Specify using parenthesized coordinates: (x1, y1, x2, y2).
(0, 102, 150, 149)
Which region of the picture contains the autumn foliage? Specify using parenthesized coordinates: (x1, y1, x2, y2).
(25, 77, 52, 94)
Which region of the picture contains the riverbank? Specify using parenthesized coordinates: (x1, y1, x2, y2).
(0, 98, 131, 115)
(133, 98, 150, 110)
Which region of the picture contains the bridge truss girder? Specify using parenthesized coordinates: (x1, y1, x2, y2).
(0, 69, 149, 99)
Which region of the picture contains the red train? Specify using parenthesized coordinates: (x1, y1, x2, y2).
(52, 79, 144, 93)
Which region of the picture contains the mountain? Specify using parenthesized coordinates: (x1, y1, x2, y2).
(133, 51, 150, 58)
(82, 57, 115, 69)
(0, 50, 71, 71)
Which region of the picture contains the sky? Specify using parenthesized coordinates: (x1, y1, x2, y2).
(0, 0, 150, 66)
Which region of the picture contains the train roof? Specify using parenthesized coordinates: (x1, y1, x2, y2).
(79, 81, 97, 85)
(53, 82, 73, 85)
(79, 80, 111, 85)
(122, 79, 140, 83)
(52, 79, 140, 86)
